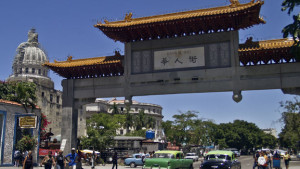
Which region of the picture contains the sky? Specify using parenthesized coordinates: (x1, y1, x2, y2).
(0, 0, 299, 136)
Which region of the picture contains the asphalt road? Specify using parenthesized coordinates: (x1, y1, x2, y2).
(6, 156, 300, 169)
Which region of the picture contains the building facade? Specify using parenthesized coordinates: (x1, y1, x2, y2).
(79, 98, 164, 142)
(262, 128, 277, 138)
(6, 29, 62, 136)
(0, 99, 41, 166)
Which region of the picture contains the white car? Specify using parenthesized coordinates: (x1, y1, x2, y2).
(184, 153, 199, 162)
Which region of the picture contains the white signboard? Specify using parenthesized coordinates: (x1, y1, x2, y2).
(60, 139, 67, 151)
(154, 46, 205, 70)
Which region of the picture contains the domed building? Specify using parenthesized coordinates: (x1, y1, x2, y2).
(7, 29, 62, 136)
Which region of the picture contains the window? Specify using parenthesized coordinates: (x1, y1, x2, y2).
(41, 92, 44, 97)
(56, 96, 60, 104)
(135, 107, 138, 111)
(32, 68, 35, 74)
(50, 94, 53, 102)
(120, 107, 124, 112)
(120, 130, 123, 135)
(19, 68, 22, 74)
(25, 68, 28, 73)
(153, 109, 156, 113)
(38, 69, 41, 74)
(56, 112, 59, 116)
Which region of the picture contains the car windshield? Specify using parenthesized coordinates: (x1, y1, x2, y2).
(206, 154, 231, 161)
(186, 153, 195, 156)
(153, 153, 174, 159)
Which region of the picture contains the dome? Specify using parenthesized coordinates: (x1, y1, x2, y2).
(7, 29, 54, 88)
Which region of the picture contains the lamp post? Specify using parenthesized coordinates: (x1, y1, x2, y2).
(91, 125, 104, 169)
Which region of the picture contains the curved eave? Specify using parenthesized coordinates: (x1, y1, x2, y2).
(239, 38, 296, 66)
(43, 55, 124, 79)
(95, 1, 264, 42)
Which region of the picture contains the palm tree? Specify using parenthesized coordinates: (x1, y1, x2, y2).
(135, 109, 146, 131)
(109, 102, 120, 115)
(123, 105, 134, 133)
(146, 116, 156, 129)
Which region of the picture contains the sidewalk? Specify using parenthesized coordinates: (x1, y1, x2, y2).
(4, 163, 300, 169)
(3, 163, 136, 169)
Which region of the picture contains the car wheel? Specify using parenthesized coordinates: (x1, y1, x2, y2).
(130, 162, 136, 168)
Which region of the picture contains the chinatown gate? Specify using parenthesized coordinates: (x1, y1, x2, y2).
(45, 0, 300, 153)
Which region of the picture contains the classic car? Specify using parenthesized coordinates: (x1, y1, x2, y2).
(199, 150, 241, 169)
(125, 153, 145, 167)
(184, 153, 199, 162)
(143, 150, 193, 169)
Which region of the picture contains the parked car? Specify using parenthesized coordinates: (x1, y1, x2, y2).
(143, 150, 193, 169)
(199, 150, 241, 169)
(125, 154, 144, 168)
(184, 153, 199, 162)
(297, 153, 300, 160)
(233, 150, 240, 157)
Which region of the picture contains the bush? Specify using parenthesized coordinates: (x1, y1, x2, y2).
(16, 135, 37, 152)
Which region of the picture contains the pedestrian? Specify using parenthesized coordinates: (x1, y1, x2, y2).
(41, 151, 56, 169)
(76, 149, 84, 169)
(253, 151, 260, 169)
(267, 151, 273, 169)
(14, 150, 21, 167)
(56, 150, 65, 169)
(257, 151, 268, 169)
(22, 151, 33, 169)
(112, 151, 118, 169)
(283, 151, 291, 169)
(65, 148, 78, 169)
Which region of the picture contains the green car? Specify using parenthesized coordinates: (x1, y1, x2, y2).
(143, 150, 193, 169)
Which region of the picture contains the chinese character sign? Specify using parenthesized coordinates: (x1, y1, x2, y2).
(154, 46, 205, 70)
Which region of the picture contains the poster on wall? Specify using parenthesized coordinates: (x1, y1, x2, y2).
(19, 116, 37, 128)
(154, 46, 205, 70)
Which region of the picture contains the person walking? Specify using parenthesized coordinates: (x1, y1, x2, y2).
(65, 148, 78, 169)
(41, 151, 56, 169)
(56, 150, 65, 169)
(253, 151, 260, 169)
(112, 151, 118, 169)
(283, 152, 291, 169)
(257, 151, 268, 169)
(267, 151, 273, 169)
(14, 150, 21, 167)
(22, 151, 33, 169)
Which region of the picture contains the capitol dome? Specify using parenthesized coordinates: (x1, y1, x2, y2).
(7, 29, 54, 88)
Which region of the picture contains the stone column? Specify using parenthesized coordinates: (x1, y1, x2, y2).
(61, 79, 78, 155)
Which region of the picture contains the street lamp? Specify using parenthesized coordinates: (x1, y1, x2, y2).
(91, 125, 104, 169)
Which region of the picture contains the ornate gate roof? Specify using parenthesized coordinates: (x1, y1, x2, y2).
(94, 0, 265, 42)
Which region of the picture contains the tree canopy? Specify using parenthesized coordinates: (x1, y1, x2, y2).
(162, 111, 277, 150)
(278, 98, 300, 151)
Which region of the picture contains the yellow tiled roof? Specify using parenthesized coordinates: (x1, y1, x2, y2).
(239, 38, 295, 52)
(43, 56, 122, 68)
(95, 1, 264, 28)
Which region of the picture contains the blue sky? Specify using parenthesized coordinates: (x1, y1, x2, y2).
(0, 0, 299, 135)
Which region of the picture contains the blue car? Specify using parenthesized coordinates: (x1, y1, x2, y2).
(125, 154, 145, 168)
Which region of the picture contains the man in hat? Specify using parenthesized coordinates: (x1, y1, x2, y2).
(65, 148, 78, 169)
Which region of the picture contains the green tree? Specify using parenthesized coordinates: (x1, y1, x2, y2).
(80, 113, 125, 150)
(278, 98, 300, 151)
(0, 82, 37, 113)
(109, 102, 120, 115)
(282, 0, 300, 60)
(123, 105, 134, 133)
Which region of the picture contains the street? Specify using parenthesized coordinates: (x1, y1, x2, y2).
(5, 156, 300, 169)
